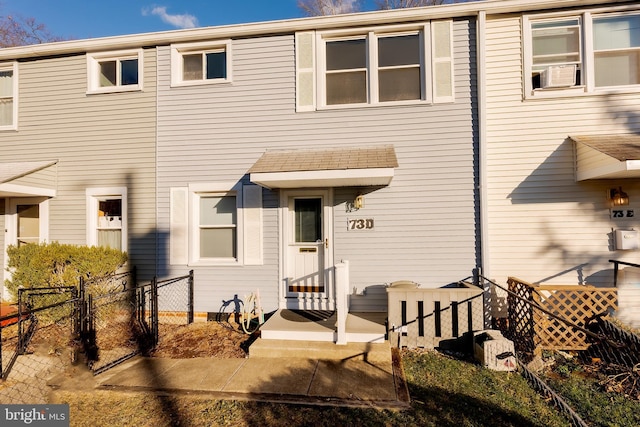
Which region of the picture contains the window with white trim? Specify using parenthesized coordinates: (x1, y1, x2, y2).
(171, 183, 262, 266)
(296, 20, 454, 110)
(197, 192, 237, 260)
(87, 50, 143, 93)
(171, 40, 232, 87)
(86, 188, 127, 251)
(0, 62, 17, 130)
(525, 10, 640, 95)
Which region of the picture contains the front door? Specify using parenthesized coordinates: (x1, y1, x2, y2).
(282, 190, 333, 310)
(3, 198, 48, 298)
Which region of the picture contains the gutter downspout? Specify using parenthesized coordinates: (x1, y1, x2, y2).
(477, 11, 491, 328)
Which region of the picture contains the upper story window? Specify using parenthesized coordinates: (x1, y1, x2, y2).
(171, 40, 232, 87)
(87, 49, 143, 94)
(593, 14, 640, 87)
(324, 33, 422, 105)
(296, 21, 454, 111)
(524, 10, 640, 97)
(0, 62, 17, 130)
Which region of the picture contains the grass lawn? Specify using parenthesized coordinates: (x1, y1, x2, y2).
(52, 350, 572, 427)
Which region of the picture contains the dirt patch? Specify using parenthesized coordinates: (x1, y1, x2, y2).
(151, 321, 255, 359)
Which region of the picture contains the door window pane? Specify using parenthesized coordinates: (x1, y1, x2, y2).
(295, 198, 321, 243)
(17, 204, 39, 246)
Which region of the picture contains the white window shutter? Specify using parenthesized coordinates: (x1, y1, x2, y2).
(296, 31, 316, 112)
(170, 187, 188, 265)
(243, 184, 263, 265)
(432, 20, 454, 103)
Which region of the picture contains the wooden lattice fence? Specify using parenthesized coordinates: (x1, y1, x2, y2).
(507, 277, 617, 356)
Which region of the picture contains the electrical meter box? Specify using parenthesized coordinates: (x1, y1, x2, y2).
(615, 230, 639, 250)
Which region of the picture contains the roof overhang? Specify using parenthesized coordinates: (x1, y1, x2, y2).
(0, 160, 58, 198)
(249, 145, 398, 189)
(0, 0, 629, 61)
(571, 135, 640, 181)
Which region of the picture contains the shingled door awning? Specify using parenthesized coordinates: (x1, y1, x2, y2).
(249, 145, 398, 189)
(0, 160, 58, 197)
(571, 134, 640, 181)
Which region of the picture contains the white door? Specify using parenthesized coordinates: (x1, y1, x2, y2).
(3, 198, 49, 298)
(283, 190, 333, 310)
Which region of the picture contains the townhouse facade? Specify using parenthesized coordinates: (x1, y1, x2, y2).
(1, 0, 638, 327)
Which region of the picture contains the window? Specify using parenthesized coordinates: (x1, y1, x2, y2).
(0, 62, 17, 130)
(530, 19, 582, 89)
(171, 40, 232, 86)
(525, 10, 640, 96)
(593, 14, 640, 87)
(323, 31, 424, 106)
(87, 50, 143, 93)
(86, 188, 127, 251)
(298, 21, 453, 110)
(171, 183, 262, 266)
(198, 193, 237, 259)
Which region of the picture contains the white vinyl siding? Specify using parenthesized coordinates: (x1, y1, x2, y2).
(157, 19, 477, 312)
(484, 12, 640, 293)
(0, 49, 157, 280)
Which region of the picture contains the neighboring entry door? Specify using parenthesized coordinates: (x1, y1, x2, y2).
(283, 190, 333, 310)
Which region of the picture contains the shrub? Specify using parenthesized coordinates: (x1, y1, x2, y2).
(4, 242, 128, 301)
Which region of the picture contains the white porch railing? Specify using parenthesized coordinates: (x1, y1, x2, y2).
(387, 283, 484, 349)
(334, 261, 349, 345)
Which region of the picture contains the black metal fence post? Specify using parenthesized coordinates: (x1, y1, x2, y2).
(17, 288, 24, 355)
(188, 270, 194, 324)
(152, 276, 159, 347)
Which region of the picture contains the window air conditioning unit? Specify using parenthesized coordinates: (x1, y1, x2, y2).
(541, 65, 577, 88)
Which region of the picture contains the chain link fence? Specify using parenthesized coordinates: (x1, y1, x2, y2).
(0, 287, 77, 404)
(0, 270, 194, 403)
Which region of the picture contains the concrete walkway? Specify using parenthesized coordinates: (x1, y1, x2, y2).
(91, 341, 410, 409)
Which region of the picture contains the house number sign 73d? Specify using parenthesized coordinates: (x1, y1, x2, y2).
(347, 218, 374, 230)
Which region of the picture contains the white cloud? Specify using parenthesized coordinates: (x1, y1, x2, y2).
(143, 6, 198, 29)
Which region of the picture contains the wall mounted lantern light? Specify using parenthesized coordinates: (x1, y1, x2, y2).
(609, 187, 630, 206)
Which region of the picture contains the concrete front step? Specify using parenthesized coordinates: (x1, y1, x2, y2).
(259, 309, 387, 343)
(249, 338, 391, 362)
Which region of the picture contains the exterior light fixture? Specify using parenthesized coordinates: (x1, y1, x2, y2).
(609, 187, 630, 206)
(354, 195, 365, 209)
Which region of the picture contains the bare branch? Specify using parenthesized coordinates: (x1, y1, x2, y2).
(0, 13, 64, 47)
(297, 0, 364, 16)
(375, 0, 449, 9)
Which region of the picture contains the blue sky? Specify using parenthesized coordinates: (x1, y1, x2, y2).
(2, 1, 381, 40)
